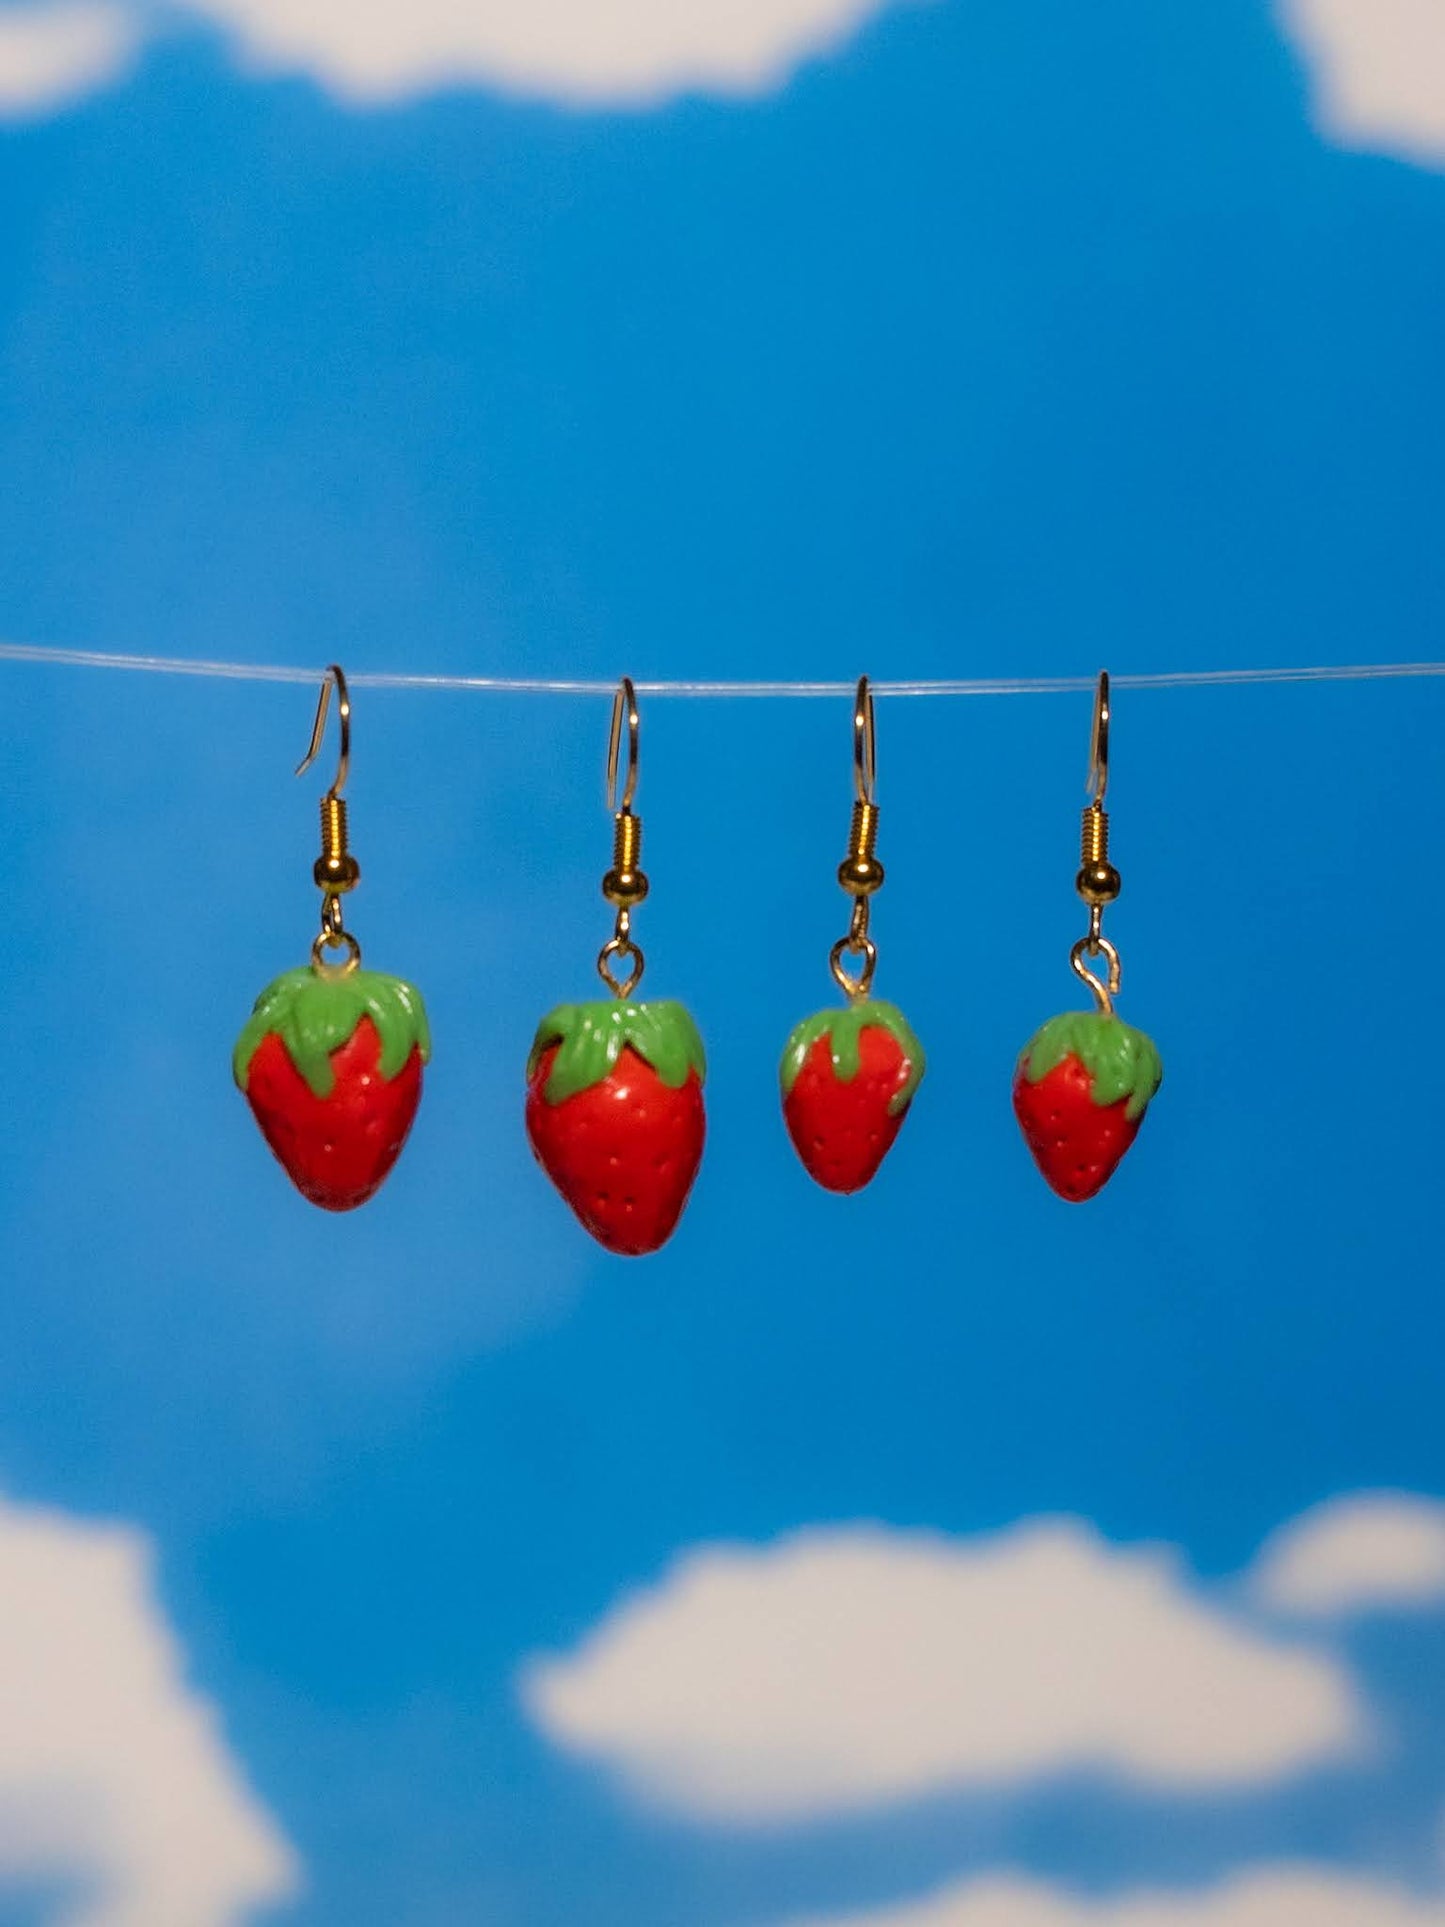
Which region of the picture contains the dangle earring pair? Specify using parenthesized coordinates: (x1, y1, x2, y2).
(229, 668, 705, 1236)
(525, 677, 928, 1258)
(771, 668, 1163, 1208)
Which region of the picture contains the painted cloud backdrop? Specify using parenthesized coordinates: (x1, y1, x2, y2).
(524, 1522, 1363, 1819)
(1, 0, 1445, 1922)
(7, 0, 1445, 148)
(0, 1496, 292, 1925)
(0, 0, 916, 109)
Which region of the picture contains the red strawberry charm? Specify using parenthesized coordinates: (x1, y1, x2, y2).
(1013, 1009, 1162, 1202)
(526, 1000, 706, 1255)
(781, 999, 924, 1193)
(234, 966, 430, 1211)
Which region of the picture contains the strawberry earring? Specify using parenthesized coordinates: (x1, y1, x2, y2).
(526, 678, 706, 1255)
(1013, 671, 1162, 1201)
(233, 665, 431, 1210)
(780, 676, 924, 1191)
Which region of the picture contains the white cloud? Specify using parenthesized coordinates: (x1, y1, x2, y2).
(0, 3, 135, 118)
(1277, 0, 1445, 166)
(172, 0, 910, 106)
(778, 1866, 1445, 1927)
(520, 1520, 1363, 1824)
(0, 1492, 296, 1927)
(0, 0, 918, 116)
(1250, 1490, 1445, 1617)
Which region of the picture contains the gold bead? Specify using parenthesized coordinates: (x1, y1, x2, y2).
(838, 854, 885, 896)
(314, 853, 360, 892)
(603, 868, 649, 907)
(1076, 860, 1121, 906)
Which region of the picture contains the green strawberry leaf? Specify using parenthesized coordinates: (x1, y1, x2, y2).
(234, 966, 431, 1099)
(779, 999, 926, 1118)
(1017, 1009, 1162, 1121)
(528, 999, 707, 1105)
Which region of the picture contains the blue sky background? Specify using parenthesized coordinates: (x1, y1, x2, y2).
(2, 1, 1445, 1922)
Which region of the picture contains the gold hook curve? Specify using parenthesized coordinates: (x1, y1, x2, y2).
(853, 675, 877, 805)
(607, 676, 640, 814)
(1070, 934, 1121, 1016)
(296, 664, 351, 796)
(1086, 669, 1109, 807)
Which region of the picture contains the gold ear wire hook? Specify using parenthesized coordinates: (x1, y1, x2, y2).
(298, 665, 361, 973)
(853, 674, 877, 807)
(297, 663, 351, 796)
(606, 676, 640, 815)
(599, 677, 647, 998)
(839, 676, 883, 898)
(1086, 669, 1109, 808)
